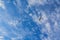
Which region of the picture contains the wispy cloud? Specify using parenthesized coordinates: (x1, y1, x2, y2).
(0, 0, 5, 9)
(28, 0, 47, 6)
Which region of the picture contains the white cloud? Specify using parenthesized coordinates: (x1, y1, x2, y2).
(45, 22, 51, 32)
(8, 20, 18, 27)
(31, 11, 48, 24)
(0, 0, 5, 9)
(28, 0, 47, 6)
(0, 36, 4, 39)
(0, 36, 4, 40)
(40, 12, 48, 23)
(32, 14, 41, 24)
(11, 38, 16, 40)
(29, 13, 33, 16)
(53, 21, 60, 32)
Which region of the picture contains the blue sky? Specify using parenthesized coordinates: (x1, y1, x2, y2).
(0, 0, 60, 40)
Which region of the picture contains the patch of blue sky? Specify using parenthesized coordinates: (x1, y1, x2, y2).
(20, 0, 28, 9)
(24, 34, 41, 40)
(0, 0, 60, 40)
(19, 11, 33, 21)
(4, 2, 20, 18)
(3, 35, 11, 40)
(21, 18, 44, 40)
(3, 0, 14, 3)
